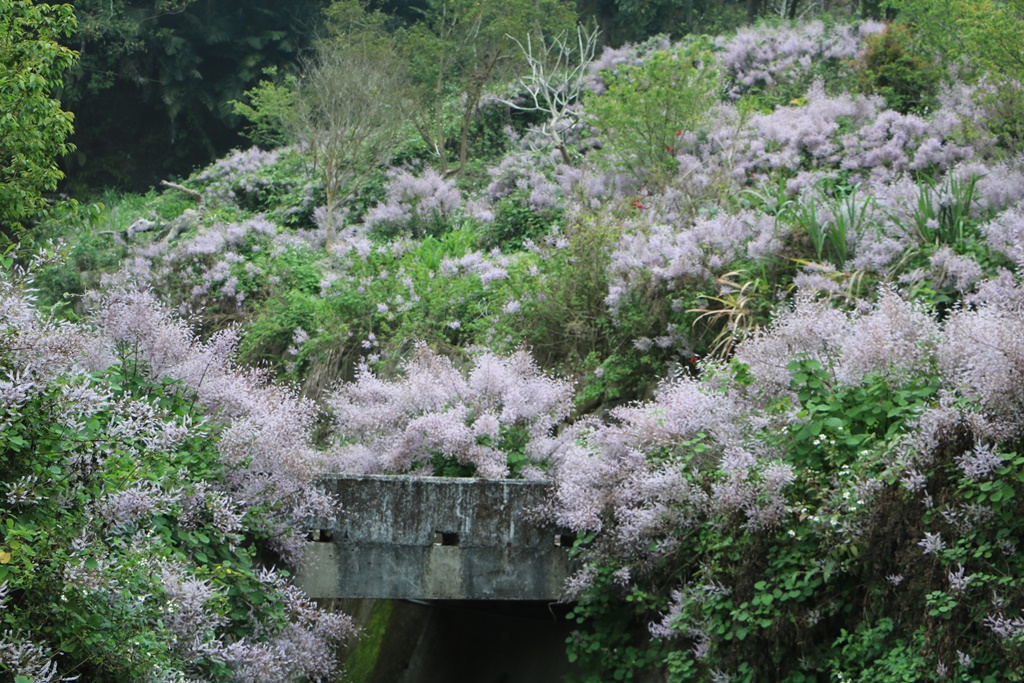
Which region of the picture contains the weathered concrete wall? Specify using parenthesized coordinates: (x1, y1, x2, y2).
(297, 475, 573, 601)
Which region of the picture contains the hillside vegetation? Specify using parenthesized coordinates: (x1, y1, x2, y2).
(5, 2, 1024, 681)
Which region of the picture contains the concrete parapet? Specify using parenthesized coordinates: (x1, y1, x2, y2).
(297, 475, 573, 601)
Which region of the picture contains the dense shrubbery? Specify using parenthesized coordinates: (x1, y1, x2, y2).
(11, 11, 1024, 683)
(1, 266, 353, 681)
(553, 290, 1024, 681)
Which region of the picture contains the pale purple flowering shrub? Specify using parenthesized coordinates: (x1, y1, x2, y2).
(0, 268, 354, 681)
(103, 213, 286, 322)
(192, 146, 284, 207)
(983, 204, 1024, 268)
(585, 35, 674, 96)
(95, 288, 336, 554)
(190, 146, 319, 224)
(327, 342, 574, 478)
(555, 283, 1024, 680)
(733, 83, 972, 184)
(716, 21, 885, 102)
(605, 210, 781, 314)
(478, 152, 567, 248)
(363, 167, 462, 239)
(24, 16, 1024, 683)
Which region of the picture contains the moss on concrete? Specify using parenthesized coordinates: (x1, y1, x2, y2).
(343, 600, 393, 683)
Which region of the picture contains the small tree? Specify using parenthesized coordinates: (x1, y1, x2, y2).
(395, 0, 578, 177)
(890, 0, 1024, 149)
(588, 38, 720, 185)
(0, 0, 76, 236)
(289, 43, 410, 247)
(500, 23, 600, 165)
(889, 0, 1024, 80)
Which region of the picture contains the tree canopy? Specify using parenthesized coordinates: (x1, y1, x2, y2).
(62, 0, 326, 191)
(0, 0, 76, 236)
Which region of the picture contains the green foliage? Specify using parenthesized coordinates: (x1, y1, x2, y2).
(236, 225, 536, 392)
(889, 0, 1024, 149)
(0, 0, 77, 236)
(588, 39, 720, 185)
(577, 0, 747, 46)
(976, 81, 1024, 153)
(231, 67, 299, 148)
(565, 564, 669, 682)
(852, 24, 940, 115)
(343, 600, 393, 683)
(907, 172, 986, 246)
(237, 281, 321, 372)
(688, 268, 773, 358)
(514, 219, 625, 394)
(889, 0, 1024, 82)
(785, 357, 940, 470)
(781, 184, 877, 270)
(290, 41, 413, 246)
(827, 621, 928, 682)
(32, 229, 126, 313)
(26, 12, 1024, 680)
(322, 0, 394, 45)
(479, 191, 564, 250)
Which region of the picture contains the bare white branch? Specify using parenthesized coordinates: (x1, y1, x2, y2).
(499, 24, 600, 165)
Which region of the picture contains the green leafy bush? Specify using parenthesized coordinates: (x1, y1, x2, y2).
(0, 0, 77, 235)
(852, 24, 940, 115)
(588, 39, 720, 185)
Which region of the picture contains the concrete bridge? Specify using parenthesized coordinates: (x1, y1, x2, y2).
(297, 475, 574, 601)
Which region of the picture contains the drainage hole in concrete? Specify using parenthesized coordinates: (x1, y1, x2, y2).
(433, 531, 460, 546)
(554, 533, 576, 547)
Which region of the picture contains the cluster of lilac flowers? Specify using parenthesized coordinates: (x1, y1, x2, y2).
(0, 580, 76, 683)
(584, 34, 674, 95)
(486, 151, 563, 211)
(716, 20, 885, 99)
(18, 15, 1024, 679)
(439, 249, 511, 287)
(540, 274, 1024, 607)
(105, 213, 292, 315)
(363, 167, 462, 236)
(192, 146, 284, 208)
(730, 82, 972, 184)
(326, 343, 574, 478)
(95, 287, 335, 558)
(605, 210, 780, 312)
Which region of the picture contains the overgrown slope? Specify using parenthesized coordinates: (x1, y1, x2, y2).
(9, 15, 1024, 682)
